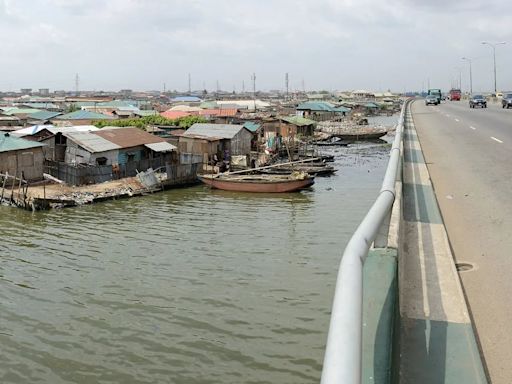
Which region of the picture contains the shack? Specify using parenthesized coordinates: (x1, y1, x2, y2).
(296, 101, 350, 121)
(277, 116, 316, 138)
(179, 123, 252, 164)
(0, 132, 45, 181)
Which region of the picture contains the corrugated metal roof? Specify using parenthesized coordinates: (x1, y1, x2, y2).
(97, 100, 136, 108)
(296, 102, 336, 112)
(19, 102, 60, 109)
(94, 127, 166, 148)
(183, 123, 246, 139)
(333, 106, 351, 113)
(0, 133, 46, 153)
(55, 110, 114, 120)
(160, 110, 191, 119)
(279, 116, 317, 126)
(28, 110, 62, 120)
(169, 105, 202, 112)
(144, 142, 177, 152)
(50, 125, 99, 134)
(11, 125, 54, 137)
(243, 121, 261, 132)
(3, 108, 43, 116)
(66, 131, 121, 153)
(134, 110, 158, 117)
(198, 109, 238, 117)
(171, 96, 202, 102)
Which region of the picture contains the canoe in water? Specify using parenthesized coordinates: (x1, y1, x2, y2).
(198, 172, 314, 193)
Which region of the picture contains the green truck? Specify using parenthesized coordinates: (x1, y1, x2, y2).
(428, 89, 442, 103)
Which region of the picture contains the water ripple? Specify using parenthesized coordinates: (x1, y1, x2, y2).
(0, 146, 389, 383)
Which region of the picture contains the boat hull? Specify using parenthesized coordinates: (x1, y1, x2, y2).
(198, 175, 314, 193)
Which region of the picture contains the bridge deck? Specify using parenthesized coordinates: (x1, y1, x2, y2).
(397, 108, 487, 383)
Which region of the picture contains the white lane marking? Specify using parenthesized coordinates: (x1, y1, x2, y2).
(455, 118, 460, 122)
(446, 114, 450, 117)
(491, 137, 503, 143)
(470, 126, 476, 130)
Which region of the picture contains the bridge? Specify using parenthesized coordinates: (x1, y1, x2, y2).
(321, 97, 512, 383)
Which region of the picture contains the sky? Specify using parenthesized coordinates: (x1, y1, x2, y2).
(0, 0, 511, 93)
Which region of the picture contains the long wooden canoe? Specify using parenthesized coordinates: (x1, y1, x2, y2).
(198, 173, 314, 193)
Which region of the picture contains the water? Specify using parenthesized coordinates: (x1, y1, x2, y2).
(0, 143, 391, 384)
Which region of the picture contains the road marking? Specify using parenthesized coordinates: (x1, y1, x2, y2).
(455, 118, 460, 122)
(470, 126, 476, 130)
(446, 114, 450, 117)
(491, 137, 503, 143)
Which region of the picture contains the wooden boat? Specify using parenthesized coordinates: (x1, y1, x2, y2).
(198, 172, 314, 193)
(258, 163, 336, 176)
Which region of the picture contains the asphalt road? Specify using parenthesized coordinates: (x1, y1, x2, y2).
(411, 99, 512, 384)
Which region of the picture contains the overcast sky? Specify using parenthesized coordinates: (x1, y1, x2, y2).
(1, 0, 511, 93)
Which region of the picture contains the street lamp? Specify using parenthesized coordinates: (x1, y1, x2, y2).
(462, 57, 473, 94)
(454, 67, 462, 90)
(482, 41, 506, 94)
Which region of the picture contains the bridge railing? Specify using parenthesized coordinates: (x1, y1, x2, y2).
(320, 100, 407, 384)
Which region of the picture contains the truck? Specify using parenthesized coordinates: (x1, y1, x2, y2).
(428, 89, 442, 103)
(449, 89, 461, 101)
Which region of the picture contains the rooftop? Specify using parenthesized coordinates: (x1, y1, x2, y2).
(55, 110, 115, 120)
(279, 115, 317, 126)
(0, 133, 46, 153)
(183, 123, 247, 139)
(93, 127, 166, 148)
(66, 131, 121, 153)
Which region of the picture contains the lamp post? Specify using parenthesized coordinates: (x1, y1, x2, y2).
(482, 41, 506, 94)
(453, 67, 462, 90)
(462, 57, 473, 94)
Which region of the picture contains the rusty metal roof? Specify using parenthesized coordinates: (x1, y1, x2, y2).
(93, 127, 166, 149)
(183, 123, 247, 139)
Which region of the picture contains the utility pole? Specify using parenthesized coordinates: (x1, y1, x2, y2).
(251, 73, 256, 110)
(454, 67, 462, 90)
(163, 83, 166, 93)
(285, 72, 289, 99)
(462, 57, 473, 94)
(188, 73, 191, 94)
(301, 78, 305, 94)
(75, 73, 80, 95)
(242, 80, 245, 94)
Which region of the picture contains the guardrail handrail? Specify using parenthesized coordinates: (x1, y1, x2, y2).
(320, 101, 407, 384)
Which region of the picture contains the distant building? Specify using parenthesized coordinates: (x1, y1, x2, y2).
(20, 88, 32, 95)
(38, 88, 50, 96)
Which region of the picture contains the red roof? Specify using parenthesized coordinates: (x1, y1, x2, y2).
(160, 111, 193, 119)
(198, 109, 238, 117)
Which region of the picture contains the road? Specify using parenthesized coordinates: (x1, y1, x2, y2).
(411, 99, 512, 384)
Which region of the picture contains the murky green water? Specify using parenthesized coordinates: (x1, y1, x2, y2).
(0, 143, 390, 384)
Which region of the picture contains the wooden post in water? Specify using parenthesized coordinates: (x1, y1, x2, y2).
(0, 172, 7, 202)
(17, 173, 23, 206)
(10, 171, 16, 203)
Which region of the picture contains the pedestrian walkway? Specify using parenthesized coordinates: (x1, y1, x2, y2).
(398, 107, 487, 383)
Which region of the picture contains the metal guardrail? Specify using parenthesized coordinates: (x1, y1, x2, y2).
(320, 101, 407, 384)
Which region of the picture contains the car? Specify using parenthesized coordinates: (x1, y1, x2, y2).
(469, 95, 487, 108)
(425, 95, 439, 105)
(449, 89, 461, 101)
(502, 93, 512, 108)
